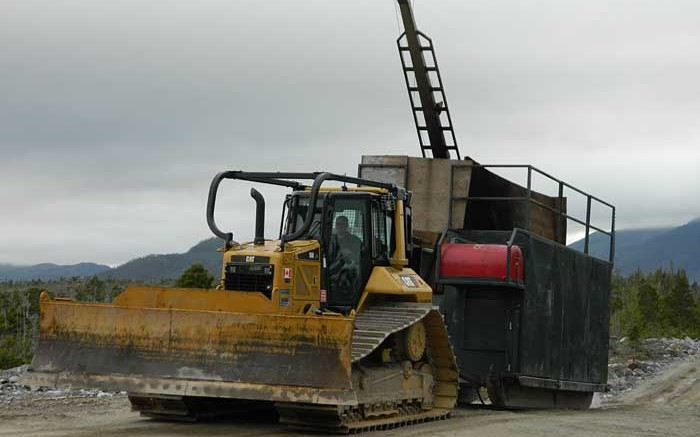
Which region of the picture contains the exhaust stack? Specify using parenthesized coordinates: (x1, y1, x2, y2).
(251, 188, 265, 245)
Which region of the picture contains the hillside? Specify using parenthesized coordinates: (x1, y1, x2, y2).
(568, 227, 671, 265)
(570, 219, 700, 281)
(3, 218, 698, 283)
(0, 238, 226, 283)
(99, 238, 223, 282)
(622, 219, 700, 280)
(0, 262, 110, 281)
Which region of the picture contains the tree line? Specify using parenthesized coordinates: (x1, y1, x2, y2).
(0, 276, 128, 368)
(0, 288, 41, 368)
(1, 264, 698, 369)
(610, 268, 700, 341)
(0, 265, 212, 369)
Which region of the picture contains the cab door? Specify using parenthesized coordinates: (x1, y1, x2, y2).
(322, 194, 372, 312)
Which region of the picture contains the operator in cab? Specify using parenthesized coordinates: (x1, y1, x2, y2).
(328, 215, 362, 300)
(333, 216, 361, 258)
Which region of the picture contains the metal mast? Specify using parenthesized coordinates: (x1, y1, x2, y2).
(396, 0, 460, 159)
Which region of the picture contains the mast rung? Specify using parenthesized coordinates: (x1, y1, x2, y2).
(399, 46, 432, 51)
(408, 86, 443, 92)
(404, 67, 438, 72)
(418, 126, 453, 131)
(413, 106, 450, 112)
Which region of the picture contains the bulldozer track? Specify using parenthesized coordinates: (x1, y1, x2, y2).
(277, 302, 459, 433)
(276, 402, 451, 434)
(351, 302, 433, 362)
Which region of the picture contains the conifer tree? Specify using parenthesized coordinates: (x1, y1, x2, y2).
(175, 263, 215, 289)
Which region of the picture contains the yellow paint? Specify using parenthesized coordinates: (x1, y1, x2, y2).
(356, 266, 432, 312)
(390, 199, 409, 269)
(38, 296, 354, 393)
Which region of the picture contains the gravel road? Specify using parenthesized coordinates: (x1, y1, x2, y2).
(1, 358, 698, 437)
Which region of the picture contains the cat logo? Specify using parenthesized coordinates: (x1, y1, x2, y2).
(246, 256, 255, 263)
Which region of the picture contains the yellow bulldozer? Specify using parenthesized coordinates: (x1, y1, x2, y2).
(25, 171, 458, 432)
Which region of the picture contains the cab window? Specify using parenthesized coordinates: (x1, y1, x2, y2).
(371, 200, 392, 263)
(284, 195, 323, 241)
(326, 197, 369, 308)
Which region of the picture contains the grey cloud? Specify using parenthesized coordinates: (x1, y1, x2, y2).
(1, 0, 699, 264)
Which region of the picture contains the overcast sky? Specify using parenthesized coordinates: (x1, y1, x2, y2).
(1, 0, 699, 266)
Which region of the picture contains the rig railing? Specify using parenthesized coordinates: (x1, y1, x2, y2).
(462, 164, 616, 263)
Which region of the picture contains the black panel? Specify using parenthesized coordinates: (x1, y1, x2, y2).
(515, 233, 611, 384)
(439, 286, 522, 387)
(436, 229, 612, 388)
(224, 263, 274, 299)
(462, 166, 567, 244)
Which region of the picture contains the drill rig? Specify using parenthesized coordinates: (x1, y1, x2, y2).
(27, 0, 615, 427)
(368, 0, 615, 410)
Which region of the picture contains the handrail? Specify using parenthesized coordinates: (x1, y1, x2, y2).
(464, 164, 616, 262)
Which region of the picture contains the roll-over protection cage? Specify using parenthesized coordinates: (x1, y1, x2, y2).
(206, 171, 408, 248)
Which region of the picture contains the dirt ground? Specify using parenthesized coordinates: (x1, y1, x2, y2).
(1, 359, 698, 437)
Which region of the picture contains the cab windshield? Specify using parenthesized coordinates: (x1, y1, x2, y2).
(284, 194, 325, 241)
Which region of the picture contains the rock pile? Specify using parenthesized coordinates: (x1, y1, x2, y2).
(0, 365, 31, 402)
(602, 337, 700, 404)
(1, 365, 123, 404)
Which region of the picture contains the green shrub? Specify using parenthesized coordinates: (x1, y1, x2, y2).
(175, 263, 215, 289)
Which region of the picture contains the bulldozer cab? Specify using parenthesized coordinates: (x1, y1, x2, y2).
(284, 190, 395, 310)
(205, 171, 412, 313)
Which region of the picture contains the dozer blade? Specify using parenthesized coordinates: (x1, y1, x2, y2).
(25, 288, 356, 406)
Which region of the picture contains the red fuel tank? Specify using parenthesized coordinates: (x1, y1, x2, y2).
(440, 243, 524, 282)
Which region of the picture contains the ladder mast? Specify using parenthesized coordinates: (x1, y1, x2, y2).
(396, 0, 460, 159)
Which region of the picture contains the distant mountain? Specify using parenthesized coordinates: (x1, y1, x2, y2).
(568, 227, 672, 265)
(0, 262, 111, 281)
(622, 219, 700, 280)
(99, 238, 223, 282)
(569, 219, 700, 281)
(0, 239, 227, 283)
(5, 218, 698, 283)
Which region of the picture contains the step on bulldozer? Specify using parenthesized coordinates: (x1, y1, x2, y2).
(25, 172, 458, 433)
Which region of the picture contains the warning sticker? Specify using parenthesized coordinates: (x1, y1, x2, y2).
(279, 289, 290, 307)
(283, 267, 292, 280)
(320, 289, 327, 303)
(399, 275, 418, 288)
